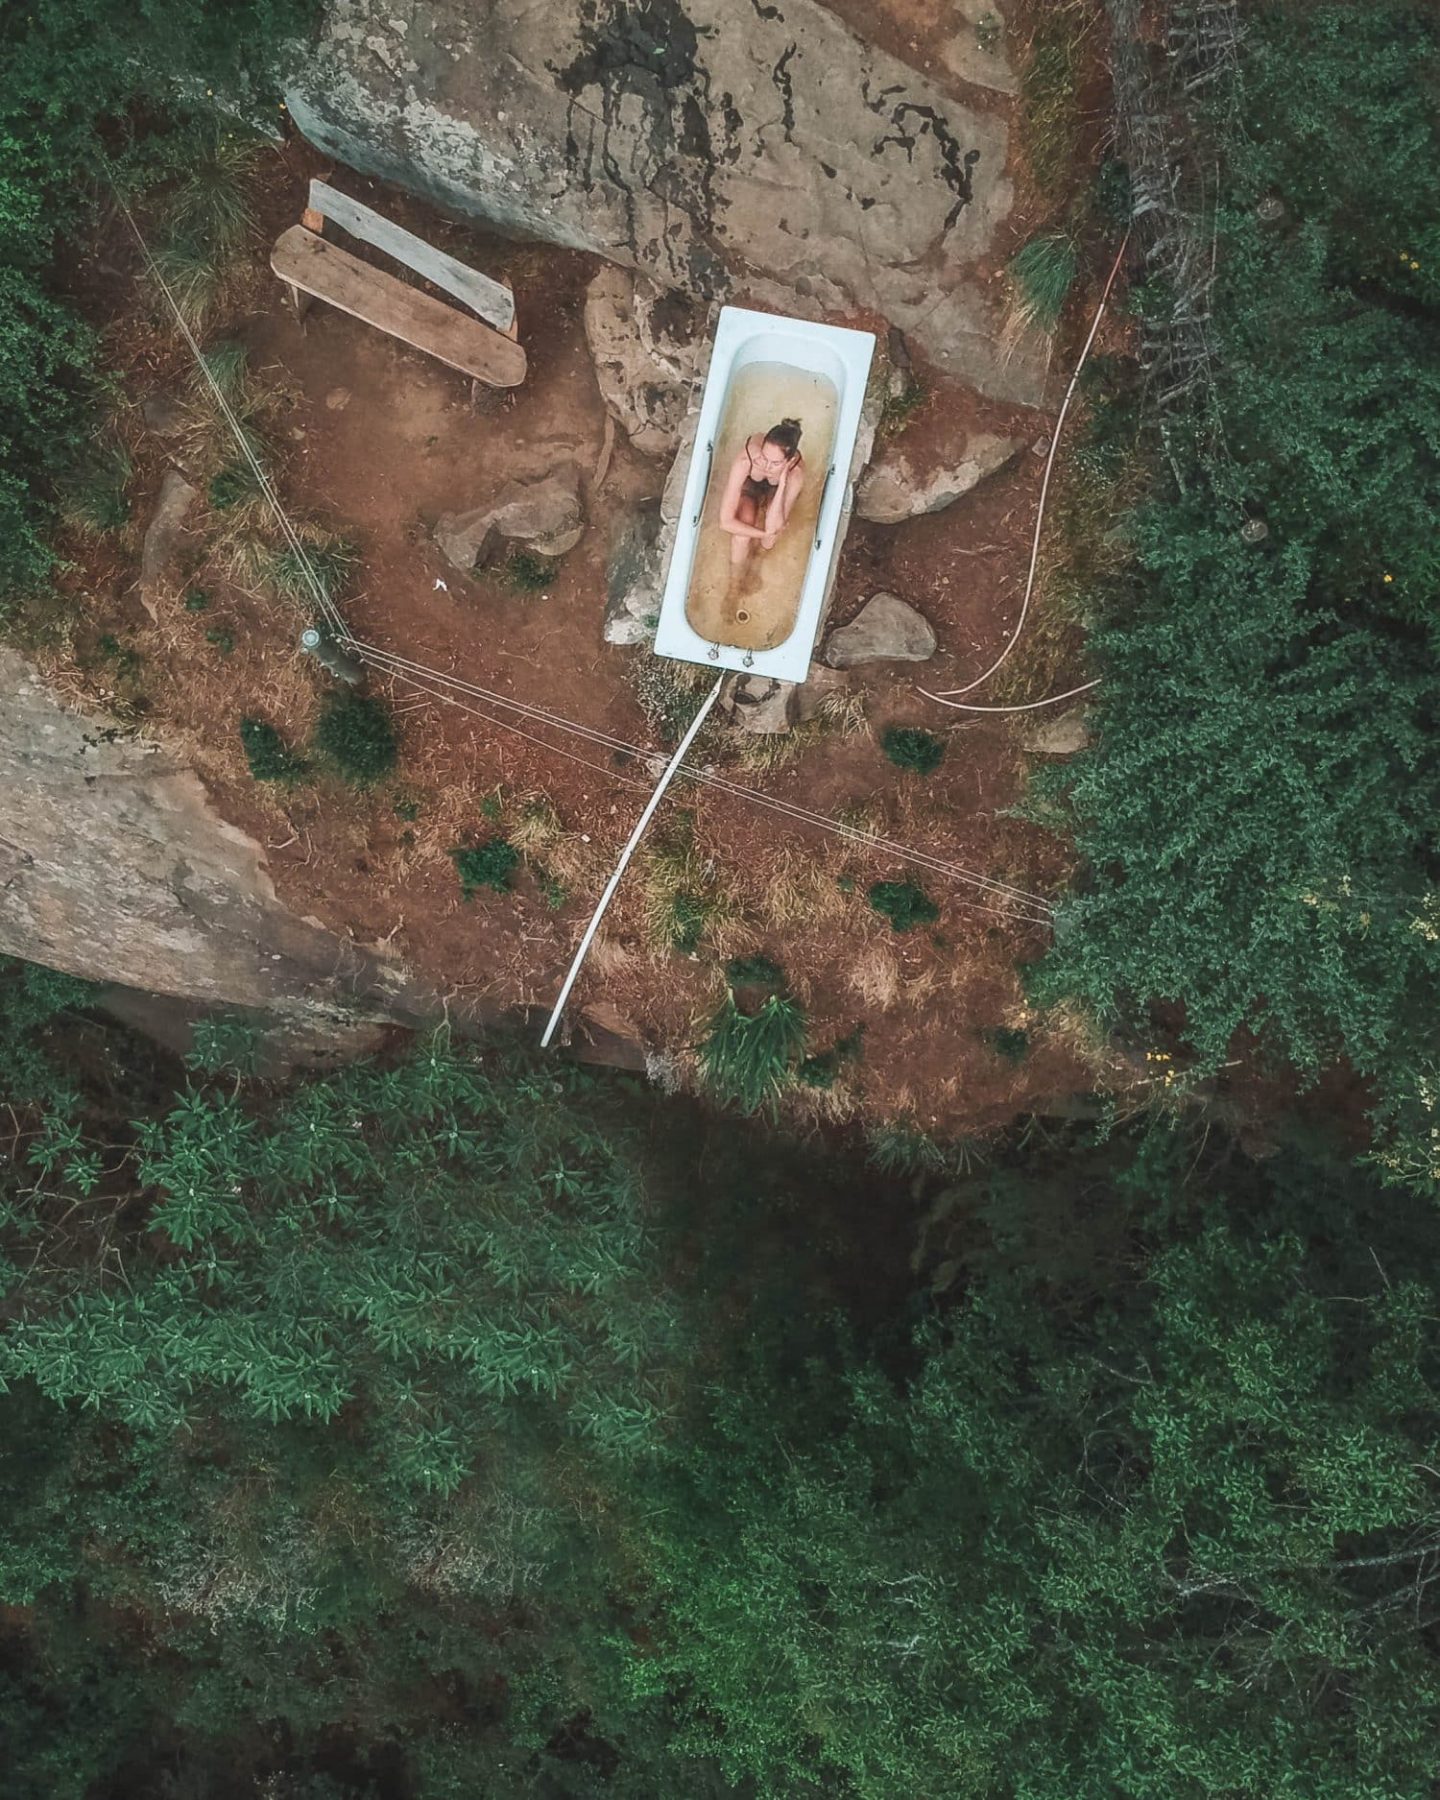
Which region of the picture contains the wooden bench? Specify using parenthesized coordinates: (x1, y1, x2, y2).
(271, 186, 527, 393)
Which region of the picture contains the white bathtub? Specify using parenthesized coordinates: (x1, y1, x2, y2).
(652, 306, 876, 686)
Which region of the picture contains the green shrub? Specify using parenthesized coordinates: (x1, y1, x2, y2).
(239, 717, 307, 784)
(182, 586, 211, 612)
(451, 837, 519, 898)
(868, 879, 939, 933)
(204, 625, 235, 656)
(312, 689, 397, 786)
(207, 460, 262, 512)
(699, 993, 807, 1114)
(798, 1026, 864, 1090)
(506, 550, 560, 591)
(724, 953, 784, 989)
(982, 1025, 1030, 1064)
(881, 726, 945, 776)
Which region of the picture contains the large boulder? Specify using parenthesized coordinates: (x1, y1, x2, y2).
(854, 432, 1024, 525)
(823, 592, 936, 667)
(285, 0, 1049, 406)
(585, 266, 708, 458)
(0, 652, 441, 1032)
(434, 468, 585, 570)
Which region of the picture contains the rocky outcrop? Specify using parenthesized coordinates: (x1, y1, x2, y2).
(854, 432, 1024, 525)
(1022, 707, 1092, 755)
(434, 468, 585, 570)
(0, 653, 441, 1032)
(285, 0, 1049, 405)
(584, 267, 707, 457)
(823, 592, 936, 667)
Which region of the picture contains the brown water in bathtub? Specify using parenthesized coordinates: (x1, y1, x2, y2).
(684, 360, 839, 652)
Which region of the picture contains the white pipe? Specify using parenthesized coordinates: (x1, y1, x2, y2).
(539, 675, 725, 1048)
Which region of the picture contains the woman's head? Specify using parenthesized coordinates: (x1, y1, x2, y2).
(764, 418, 802, 458)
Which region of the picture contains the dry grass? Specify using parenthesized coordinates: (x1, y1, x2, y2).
(847, 940, 902, 1011)
(757, 852, 848, 932)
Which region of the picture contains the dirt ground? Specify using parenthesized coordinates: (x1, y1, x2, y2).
(49, 98, 1120, 1140)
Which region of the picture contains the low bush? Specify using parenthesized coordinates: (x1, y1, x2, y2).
(724, 953, 784, 990)
(451, 837, 520, 898)
(239, 717, 307, 785)
(868, 879, 939, 933)
(882, 726, 945, 776)
(312, 688, 397, 786)
(506, 550, 560, 592)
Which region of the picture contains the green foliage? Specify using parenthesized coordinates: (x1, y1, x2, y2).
(633, 1134, 1440, 1798)
(451, 836, 520, 898)
(1019, 17, 1082, 196)
(880, 725, 944, 776)
(312, 688, 397, 786)
(866, 878, 939, 933)
(723, 952, 784, 989)
(182, 584, 211, 611)
(982, 1024, 1030, 1063)
(204, 624, 234, 656)
(0, 0, 320, 613)
(505, 549, 560, 591)
(1032, 2, 1440, 1167)
(267, 536, 357, 610)
(239, 715, 307, 785)
(207, 459, 262, 511)
(699, 993, 807, 1114)
(158, 125, 264, 258)
(865, 1118, 946, 1176)
(797, 1026, 863, 1090)
(1009, 232, 1079, 330)
(54, 438, 131, 535)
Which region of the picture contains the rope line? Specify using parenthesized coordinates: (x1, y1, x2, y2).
(360, 643, 1054, 925)
(104, 164, 351, 642)
(924, 232, 1130, 715)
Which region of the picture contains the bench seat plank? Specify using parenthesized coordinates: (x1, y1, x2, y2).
(308, 180, 516, 334)
(271, 226, 527, 389)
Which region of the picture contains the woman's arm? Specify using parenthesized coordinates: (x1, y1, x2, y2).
(763, 458, 805, 544)
(717, 450, 768, 538)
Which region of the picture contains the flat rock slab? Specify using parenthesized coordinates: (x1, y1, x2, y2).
(855, 432, 1024, 524)
(286, 0, 1049, 405)
(823, 591, 936, 667)
(435, 470, 585, 569)
(1023, 707, 1092, 756)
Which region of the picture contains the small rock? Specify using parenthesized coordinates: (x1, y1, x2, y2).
(325, 386, 351, 411)
(728, 673, 798, 734)
(855, 432, 1024, 525)
(139, 469, 199, 618)
(823, 592, 936, 668)
(1023, 708, 1091, 756)
(434, 468, 585, 571)
(793, 664, 852, 723)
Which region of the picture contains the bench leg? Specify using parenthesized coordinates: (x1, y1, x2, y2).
(285, 281, 314, 332)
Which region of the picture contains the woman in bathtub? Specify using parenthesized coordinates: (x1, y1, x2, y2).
(718, 417, 805, 582)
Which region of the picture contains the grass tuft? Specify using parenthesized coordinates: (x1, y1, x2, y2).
(56, 440, 132, 536)
(505, 551, 560, 592)
(266, 536, 357, 612)
(1009, 234, 1080, 333)
(160, 127, 264, 258)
